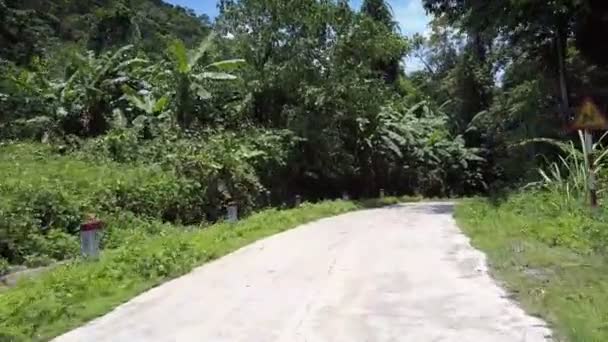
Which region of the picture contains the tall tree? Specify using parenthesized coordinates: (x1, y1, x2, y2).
(361, 0, 395, 29)
(422, 0, 583, 121)
(360, 0, 403, 84)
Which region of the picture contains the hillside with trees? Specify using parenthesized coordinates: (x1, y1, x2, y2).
(0, 0, 212, 63)
(0, 0, 486, 265)
(1, 0, 608, 341)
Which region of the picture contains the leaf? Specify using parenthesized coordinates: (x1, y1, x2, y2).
(25, 116, 53, 125)
(132, 115, 148, 129)
(385, 129, 407, 146)
(153, 96, 169, 114)
(158, 112, 172, 120)
(111, 109, 128, 128)
(95, 45, 134, 85)
(124, 93, 148, 112)
(116, 58, 149, 71)
(243, 150, 266, 159)
(381, 136, 403, 158)
(189, 32, 217, 70)
(191, 84, 212, 100)
(512, 137, 582, 159)
(103, 76, 130, 86)
(199, 72, 238, 80)
(204, 59, 246, 71)
(121, 84, 138, 96)
(56, 106, 68, 118)
(403, 101, 426, 121)
(168, 39, 190, 74)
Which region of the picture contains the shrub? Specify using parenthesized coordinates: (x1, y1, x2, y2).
(0, 143, 204, 263)
(79, 128, 293, 219)
(0, 133, 292, 264)
(0, 258, 9, 276)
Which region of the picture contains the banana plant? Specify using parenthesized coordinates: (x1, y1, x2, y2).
(56, 45, 148, 136)
(125, 92, 169, 116)
(167, 32, 245, 129)
(122, 86, 171, 133)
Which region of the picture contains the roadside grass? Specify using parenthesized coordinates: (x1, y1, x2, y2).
(0, 143, 203, 265)
(0, 197, 409, 342)
(456, 193, 608, 342)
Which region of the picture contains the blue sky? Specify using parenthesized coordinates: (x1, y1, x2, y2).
(165, 0, 429, 71)
(165, 0, 430, 37)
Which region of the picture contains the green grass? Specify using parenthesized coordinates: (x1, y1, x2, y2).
(0, 143, 206, 264)
(0, 198, 407, 341)
(456, 192, 608, 342)
(0, 143, 183, 216)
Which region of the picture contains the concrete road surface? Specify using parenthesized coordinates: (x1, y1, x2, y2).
(55, 202, 552, 342)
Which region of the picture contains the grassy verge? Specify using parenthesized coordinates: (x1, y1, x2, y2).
(0, 143, 204, 266)
(456, 193, 608, 342)
(0, 197, 409, 341)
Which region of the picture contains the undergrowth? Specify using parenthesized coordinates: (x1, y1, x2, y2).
(0, 143, 202, 264)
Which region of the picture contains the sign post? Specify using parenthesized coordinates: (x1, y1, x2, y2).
(583, 130, 598, 207)
(572, 98, 608, 208)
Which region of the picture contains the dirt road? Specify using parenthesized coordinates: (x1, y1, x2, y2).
(54, 202, 552, 342)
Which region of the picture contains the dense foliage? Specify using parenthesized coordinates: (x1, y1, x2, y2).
(411, 0, 608, 186)
(2, 0, 608, 339)
(0, 0, 489, 266)
(3, 0, 606, 276)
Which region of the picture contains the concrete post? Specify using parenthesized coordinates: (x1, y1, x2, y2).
(295, 195, 302, 207)
(80, 218, 103, 259)
(227, 202, 238, 222)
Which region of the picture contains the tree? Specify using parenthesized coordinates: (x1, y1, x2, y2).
(360, 0, 404, 84)
(88, 0, 138, 54)
(361, 0, 396, 29)
(422, 0, 583, 121)
(167, 33, 245, 129)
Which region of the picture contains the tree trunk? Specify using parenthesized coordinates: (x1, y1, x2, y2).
(555, 22, 571, 121)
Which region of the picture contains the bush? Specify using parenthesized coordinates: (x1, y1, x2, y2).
(0, 133, 292, 264)
(0, 143, 204, 263)
(79, 128, 293, 219)
(0, 258, 9, 276)
(100, 212, 178, 249)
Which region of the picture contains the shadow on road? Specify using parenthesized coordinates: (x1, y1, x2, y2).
(385, 202, 455, 215)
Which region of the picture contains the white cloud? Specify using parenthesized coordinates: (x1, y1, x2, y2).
(392, 0, 430, 37)
(389, 0, 430, 73)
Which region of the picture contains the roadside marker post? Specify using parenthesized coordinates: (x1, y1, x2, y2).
(265, 190, 272, 208)
(80, 215, 104, 259)
(227, 202, 238, 222)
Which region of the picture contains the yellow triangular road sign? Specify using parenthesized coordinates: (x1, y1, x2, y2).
(573, 98, 608, 130)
